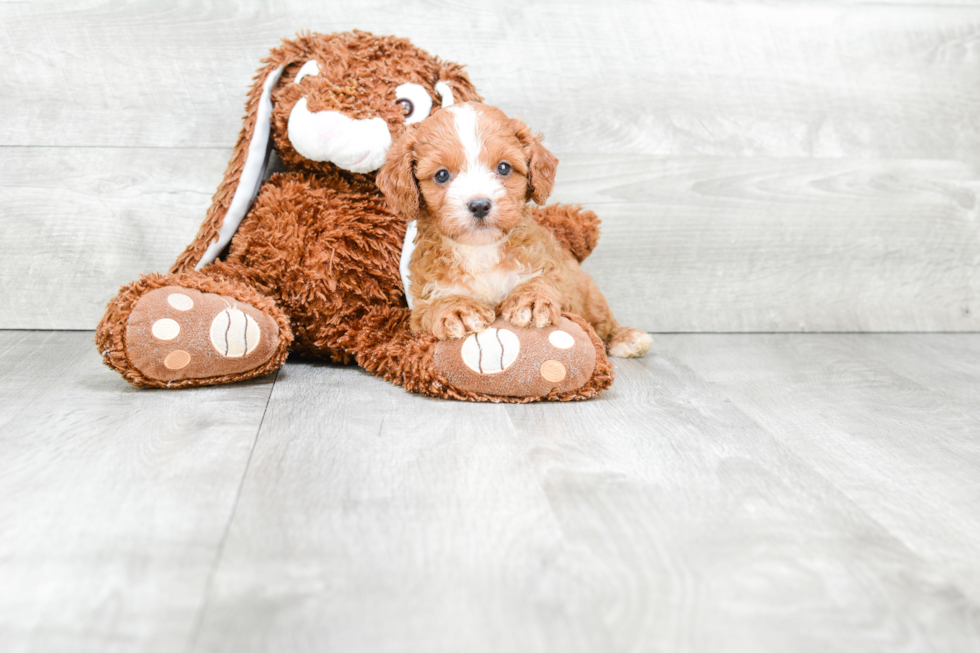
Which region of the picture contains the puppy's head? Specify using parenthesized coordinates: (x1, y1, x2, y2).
(377, 102, 558, 246)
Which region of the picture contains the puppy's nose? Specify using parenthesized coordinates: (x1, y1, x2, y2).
(467, 198, 492, 220)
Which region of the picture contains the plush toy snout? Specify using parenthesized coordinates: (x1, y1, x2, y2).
(287, 98, 393, 174)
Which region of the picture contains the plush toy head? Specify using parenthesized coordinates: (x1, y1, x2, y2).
(180, 30, 483, 272)
(270, 31, 483, 176)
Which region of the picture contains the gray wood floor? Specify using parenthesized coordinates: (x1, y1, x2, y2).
(4, 1, 980, 651)
(3, 331, 980, 653)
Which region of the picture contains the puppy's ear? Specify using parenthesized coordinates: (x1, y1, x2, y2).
(511, 118, 558, 205)
(377, 124, 421, 218)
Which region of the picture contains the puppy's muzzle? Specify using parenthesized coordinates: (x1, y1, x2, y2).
(467, 198, 492, 220)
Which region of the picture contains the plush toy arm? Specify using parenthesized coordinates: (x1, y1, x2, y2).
(530, 203, 601, 263)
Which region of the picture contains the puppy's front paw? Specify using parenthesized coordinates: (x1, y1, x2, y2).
(501, 291, 562, 328)
(429, 302, 496, 340)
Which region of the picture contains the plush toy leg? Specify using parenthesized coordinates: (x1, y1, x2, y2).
(342, 307, 613, 402)
(96, 271, 292, 388)
(433, 315, 610, 399)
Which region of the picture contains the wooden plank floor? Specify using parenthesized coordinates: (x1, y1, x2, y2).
(3, 331, 980, 653)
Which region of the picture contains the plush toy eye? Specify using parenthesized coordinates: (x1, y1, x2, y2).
(394, 83, 433, 125)
(496, 162, 512, 177)
(396, 99, 414, 118)
(434, 169, 451, 184)
(294, 60, 320, 85)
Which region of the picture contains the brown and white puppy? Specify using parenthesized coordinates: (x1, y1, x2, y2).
(378, 102, 652, 358)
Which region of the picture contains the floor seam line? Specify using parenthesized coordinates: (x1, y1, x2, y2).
(183, 368, 280, 653)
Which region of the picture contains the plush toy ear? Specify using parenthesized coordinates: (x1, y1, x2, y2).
(434, 61, 483, 105)
(170, 54, 294, 274)
(511, 118, 558, 205)
(376, 125, 421, 219)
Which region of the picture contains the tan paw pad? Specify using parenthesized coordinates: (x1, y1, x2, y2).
(540, 360, 567, 383)
(152, 318, 180, 340)
(210, 308, 261, 358)
(164, 350, 191, 370)
(460, 327, 520, 374)
(167, 293, 194, 311)
(434, 316, 597, 398)
(125, 286, 279, 382)
(548, 330, 575, 349)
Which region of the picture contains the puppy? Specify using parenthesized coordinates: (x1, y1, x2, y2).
(377, 102, 652, 358)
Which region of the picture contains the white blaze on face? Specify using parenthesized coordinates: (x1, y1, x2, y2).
(444, 104, 505, 226)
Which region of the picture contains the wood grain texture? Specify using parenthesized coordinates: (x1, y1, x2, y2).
(502, 350, 980, 653)
(0, 331, 274, 653)
(4, 149, 976, 331)
(189, 340, 980, 653)
(3, 1, 980, 157)
(4, 0, 980, 331)
(3, 331, 980, 651)
(0, 146, 226, 329)
(661, 333, 980, 606)
(190, 359, 571, 653)
(567, 155, 980, 332)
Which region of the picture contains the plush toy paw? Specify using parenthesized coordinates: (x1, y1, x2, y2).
(608, 327, 654, 358)
(500, 290, 562, 328)
(124, 286, 281, 383)
(433, 315, 598, 398)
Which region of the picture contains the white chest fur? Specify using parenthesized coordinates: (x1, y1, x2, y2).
(420, 237, 541, 306)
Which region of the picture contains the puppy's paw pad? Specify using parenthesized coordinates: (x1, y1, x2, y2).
(608, 328, 653, 358)
(444, 319, 467, 339)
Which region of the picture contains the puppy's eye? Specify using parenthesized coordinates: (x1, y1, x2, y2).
(434, 169, 451, 184)
(394, 83, 433, 125)
(496, 162, 512, 177)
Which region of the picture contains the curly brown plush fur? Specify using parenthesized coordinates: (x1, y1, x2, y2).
(95, 31, 612, 402)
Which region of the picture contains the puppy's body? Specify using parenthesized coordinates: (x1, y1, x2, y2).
(379, 102, 651, 358)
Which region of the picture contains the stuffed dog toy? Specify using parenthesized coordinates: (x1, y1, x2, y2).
(96, 31, 617, 402)
(377, 102, 652, 361)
